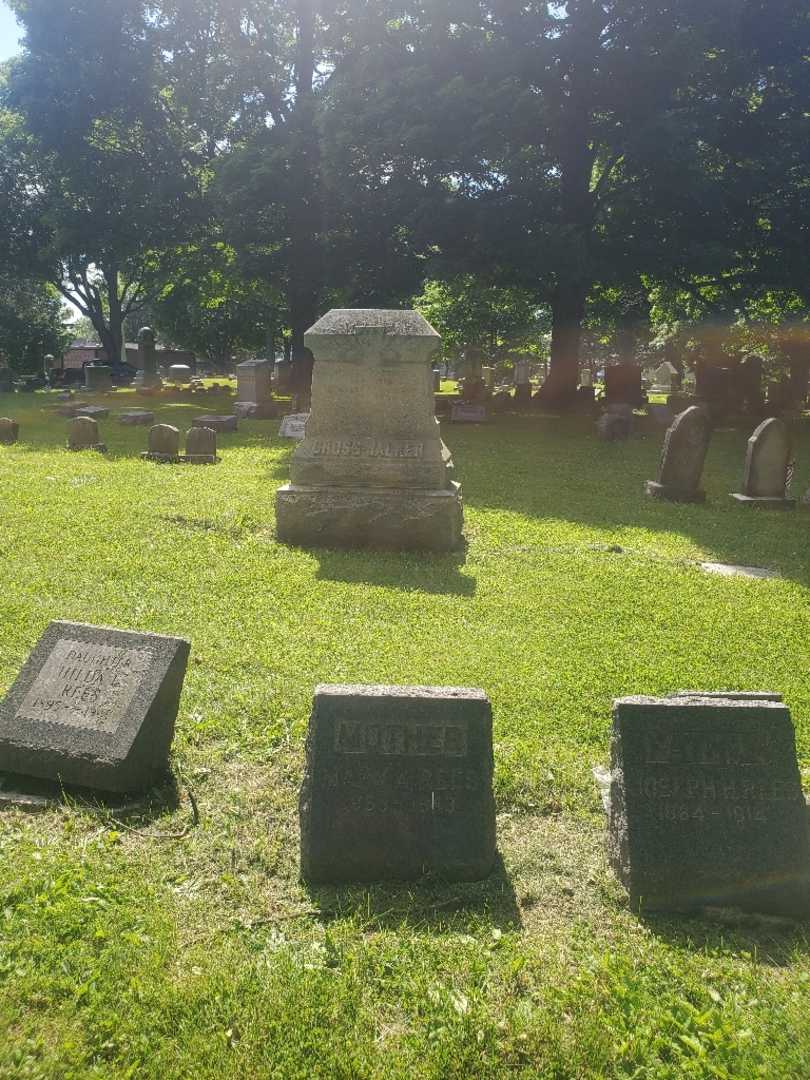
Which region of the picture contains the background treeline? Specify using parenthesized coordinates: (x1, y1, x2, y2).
(0, 0, 808, 404)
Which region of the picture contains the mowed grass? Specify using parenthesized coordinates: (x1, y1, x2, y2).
(1, 389, 810, 1079)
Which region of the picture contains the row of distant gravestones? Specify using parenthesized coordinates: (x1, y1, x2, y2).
(0, 621, 808, 918)
(0, 415, 224, 465)
(646, 406, 797, 508)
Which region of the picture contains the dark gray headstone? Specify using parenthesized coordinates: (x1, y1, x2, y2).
(300, 685, 497, 883)
(450, 403, 487, 423)
(192, 414, 237, 433)
(608, 695, 810, 916)
(84, 364, 112, 392)
(142, 423, 180, 461)
(0, 621, 190, 793)
(136, 326, 161, 389)
(646, 406, 711, 503)
(183, 425, 218, 463)
(731, 417, 795, 508)
(0, 417, 19, 445)
(67, 416, 106, 452)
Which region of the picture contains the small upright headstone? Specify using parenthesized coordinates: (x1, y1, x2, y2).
(84, 363, 112, 392)
(597, 404, 633, 441)
(192, 414, 237, 433)
(731, 417, 795, 508)
(0, 621, 189, 793)
(646, 406, 711, 503)
(142, 424, 181, 463)
(513, 357, 532, 404)
(183, 425, 219, 464)
(278, 412, 309, 439)
(67, 416, 106, 453)
(167, 364, 193, 385)
(605, 363, 644, 407)
(236, 358, 275, 418)
(651, 360, 678, 393)
(300, 684, 497, 883)
(0, 418, 19, 445)
(608, 694, 810, 916)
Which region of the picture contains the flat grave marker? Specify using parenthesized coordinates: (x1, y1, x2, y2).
(279, 412, 309, 439)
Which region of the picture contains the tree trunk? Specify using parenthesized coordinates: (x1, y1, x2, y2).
(542, 283, 588, 405)
(105, 263, 124, 363)
(288, 0, 322, 408)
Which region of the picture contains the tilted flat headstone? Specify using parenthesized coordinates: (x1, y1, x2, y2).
(300, 685, 496, 883)
(608, 695, 810, 916)
(279, 412, 309, 439)
(183, 425, 219, 464)
(67, 416, 106, 453)
(192, 414, 237, 433)
(276, 309, 463, 550)
(142, 423, 180, 462)
(731, 417, 795, 508)
(646, 406, 711, 503)
(75, 404, 110, 420)
(451, 403, 487, 423)
(0, 418, 19, 445)
(0, 621, 190, 793)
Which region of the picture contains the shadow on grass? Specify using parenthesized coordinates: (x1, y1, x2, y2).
(0, 768, 181, 821)
(315, 547, 476, 597)
(641, 910, 810, 967)
(304, 853, 521, 933)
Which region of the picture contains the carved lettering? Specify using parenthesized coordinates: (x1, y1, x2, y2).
(335, 719, 467, 756)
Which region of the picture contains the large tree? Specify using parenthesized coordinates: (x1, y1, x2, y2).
(0, 274, 70, 373)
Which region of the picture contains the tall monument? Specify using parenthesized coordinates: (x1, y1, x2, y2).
(275, 309, 463, 550)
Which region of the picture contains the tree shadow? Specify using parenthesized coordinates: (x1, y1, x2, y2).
(303, 853, 521, 934)
(0, 768, 181, 821)
(314, 546, 476, 597)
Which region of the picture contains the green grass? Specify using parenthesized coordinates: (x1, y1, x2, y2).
(1, 388, 810, 1078)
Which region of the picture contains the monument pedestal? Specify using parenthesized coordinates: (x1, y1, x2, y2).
(730, 493, 795, 509)
(646, 480, 706, 504)
(276, 481, 462, 551)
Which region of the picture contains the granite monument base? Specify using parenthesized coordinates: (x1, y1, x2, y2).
(276, 482, 463, 551)
(646, 480, 706, 504)
(730, 493, 795, 509)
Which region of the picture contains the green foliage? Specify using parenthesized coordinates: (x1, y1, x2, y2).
(0, 274, 70, 372)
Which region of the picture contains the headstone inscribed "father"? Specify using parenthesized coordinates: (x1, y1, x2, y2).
(276, 309, 463, 550)
(0, 622, 190, 793)
(300, 685, 496, 883)
(608, 695, 810, 916)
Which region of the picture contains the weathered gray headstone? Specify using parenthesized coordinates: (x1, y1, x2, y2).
(300, 684, 496, 883)
(118, 409, 155, 426)
(0, 417, 19, 445)
(597, 405, 633, 441)
(75, 404, 110, 420)
(142, 423, 180, 462)
(236, 358, 275, 417)
(279, 412, 309, 439)
(192, 414, 237, 433)
(167, 364, 193, 384)
(646, 406, 711, 503)
(731, 417, 795, 508)
(608, 695, 810, 916)
(276, 309, 463, 551)
(451, 403, 487, 423)
(183, 425, 218, 464)
(0, 621, 189, 793)
(67, 416, 106, 453)
(84, 363, 112, 392)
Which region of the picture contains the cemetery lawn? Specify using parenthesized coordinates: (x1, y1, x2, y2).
(2, 389, 810, 1080)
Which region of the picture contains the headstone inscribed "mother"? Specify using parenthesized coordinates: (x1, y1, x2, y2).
(0, 622, 190, 793)
(276, 309, 463, 550)
(608, 695, 810, 916)
(300, 685, 496, 883)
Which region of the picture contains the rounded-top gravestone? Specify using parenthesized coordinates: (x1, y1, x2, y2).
(167, 364, 193, 385)
(646, 405, 711, 503)
(731, 417, 794, 508)
(67, 416, 106, 452)
(142, 423, 180, 462)
(184, 425, 218, 463)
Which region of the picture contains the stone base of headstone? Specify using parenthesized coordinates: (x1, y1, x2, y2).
(0, 621, 190, 794)
(234, 400, 278, 419)
(179, 453, 220, 465)
(300, 684, 496, 883)
(646, 480, 706, 504)
(730, 493, 795, 509)
(276, 482, 464, 551)
(67, 442, 107, 453)
(118, 410, 156, 426)
(192, 414, 238, 433)
(140, 452, 182, 464)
